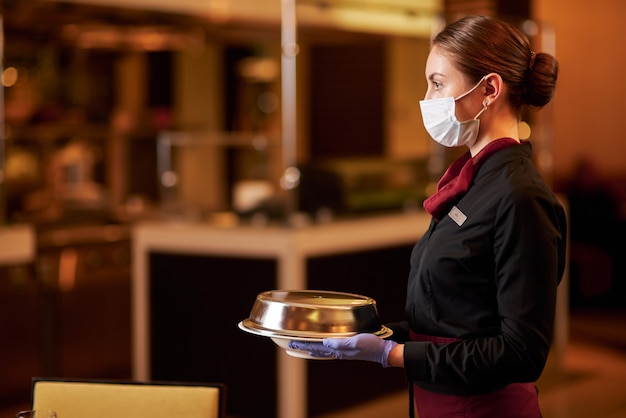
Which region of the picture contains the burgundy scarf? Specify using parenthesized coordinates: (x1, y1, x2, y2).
(423, 138, 519, 221)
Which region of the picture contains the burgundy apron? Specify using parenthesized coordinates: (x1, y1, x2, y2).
(410, 330, 542, 418)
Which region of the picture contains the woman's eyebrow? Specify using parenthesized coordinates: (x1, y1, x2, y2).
(428, 72, 445, 80)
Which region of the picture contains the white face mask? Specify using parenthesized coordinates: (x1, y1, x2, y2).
(419, 76, 488, 148)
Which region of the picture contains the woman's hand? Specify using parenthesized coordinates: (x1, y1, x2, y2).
(289, 333, 398, 367)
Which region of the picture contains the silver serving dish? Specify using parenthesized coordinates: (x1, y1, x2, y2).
(239, 289, 391, 339)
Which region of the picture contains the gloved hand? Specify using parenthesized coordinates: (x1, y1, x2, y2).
(289, 333, 397, 367)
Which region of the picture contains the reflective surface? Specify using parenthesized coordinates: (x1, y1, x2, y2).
(244, 290, 385, 337)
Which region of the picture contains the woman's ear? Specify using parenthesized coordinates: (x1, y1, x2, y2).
(483, 73, 503, 104)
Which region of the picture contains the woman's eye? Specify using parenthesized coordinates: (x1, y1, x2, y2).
(433, 81, 443, 90)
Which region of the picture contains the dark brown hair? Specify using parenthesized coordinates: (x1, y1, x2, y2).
(433, 15, 559, 111)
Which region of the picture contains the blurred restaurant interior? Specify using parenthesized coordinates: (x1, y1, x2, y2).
(1, 0, 626, 417)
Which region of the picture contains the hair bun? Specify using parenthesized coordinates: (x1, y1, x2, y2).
(524, 52, 559, 108)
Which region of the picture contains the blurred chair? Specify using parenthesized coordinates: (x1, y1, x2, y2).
(31, 378, 226, 418)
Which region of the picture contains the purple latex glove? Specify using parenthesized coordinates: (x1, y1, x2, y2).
(289, 333, 397, 367)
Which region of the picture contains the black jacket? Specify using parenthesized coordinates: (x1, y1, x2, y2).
(389, 141, 567, 396)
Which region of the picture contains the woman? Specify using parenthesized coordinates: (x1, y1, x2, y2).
(290, 15, 567, 418)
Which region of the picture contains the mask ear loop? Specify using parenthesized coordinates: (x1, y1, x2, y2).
(455, 74, 488, 101)
(455, 74, 492, 120)
(472, 98, 489, 120)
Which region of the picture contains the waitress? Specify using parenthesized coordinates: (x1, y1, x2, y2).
(290, 15, 567, 418)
